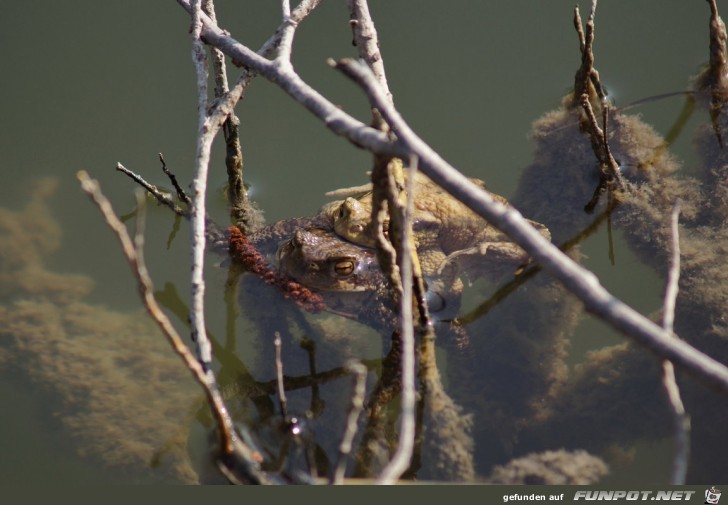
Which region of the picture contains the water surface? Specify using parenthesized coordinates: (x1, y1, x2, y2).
(0, 0, 718, 484)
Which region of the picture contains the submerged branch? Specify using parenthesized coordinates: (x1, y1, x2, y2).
(661, 201, 691, 485)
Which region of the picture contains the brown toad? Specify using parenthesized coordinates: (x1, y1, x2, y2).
(276, 227, 461, 326)
(330, 161, 551, 283)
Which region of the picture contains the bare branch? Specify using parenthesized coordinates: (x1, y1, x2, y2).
(579, 93, 622, 189)
(205, 0, 322, 130)
(76, 170, 270, 484)
(175, 0, 728, 394)
(202, 0, 249, 228)
(329, 57, 728, 394)
(158, 153, 191, 205)
(406, 155, 434, 328)
(189, 0, 215, 370)
(375, 158, 417, 485)
(203, 0, 228, 96)
(277, 0, 296, 66)
(116, 162, 188, 217)
(572, 1, 607, 107)
(661, 201, 691, 485)
(176, 0, 392, 152)
(347, 0, 392, 105)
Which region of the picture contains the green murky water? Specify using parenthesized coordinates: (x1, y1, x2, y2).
(0, 1, 722, 484)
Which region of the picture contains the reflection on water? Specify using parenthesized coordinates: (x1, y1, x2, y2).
(2, 0, 728, 486)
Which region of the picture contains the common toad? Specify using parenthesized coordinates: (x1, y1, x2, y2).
(330, 163, 551, 282)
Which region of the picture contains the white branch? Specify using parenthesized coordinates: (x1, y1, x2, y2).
(277, 0, 296, 66)
(176, 0, 392, 151)
(661, 201, 691, 485)
(347, 0, 392, 105)
(375, 156, 418, 485)
(206, 0, 320, 128)
(189, 0, 214, 368)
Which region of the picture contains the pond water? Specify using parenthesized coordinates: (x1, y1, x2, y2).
(0, 0, 723, 485)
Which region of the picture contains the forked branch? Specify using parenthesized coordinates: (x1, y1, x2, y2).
(173, 0, 728, 395)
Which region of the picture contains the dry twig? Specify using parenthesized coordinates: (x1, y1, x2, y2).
(203, 0, 249, 228)
(347, 0, 392, 105)
(116, 162, 188, 217)
(660, 201, 691, 484)
(158, 153, 192, 205)
(77, 170, 270, 484)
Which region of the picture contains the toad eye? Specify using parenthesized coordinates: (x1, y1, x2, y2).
(334, 260, 355, 276)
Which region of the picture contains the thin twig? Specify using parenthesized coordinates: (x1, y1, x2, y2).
(574, 5, 586, 54)
(332, 361, 368, 485)
(203, 0, 228, 96)
(371, 156, 402, 294)
(203, 0, 249, 228)
(274, 331, 288, 417)
(580, 93, 622, 185)
(116, 162, 188, 217)
(76, 170, 269, 484)
(661, 201, 691, 485)
(117, 161, 230, 254)
(158, 153, 191, 205)
(324, 182, 373, 198)
(574, 1, 607, 103)
(405, 155, 433, 328)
